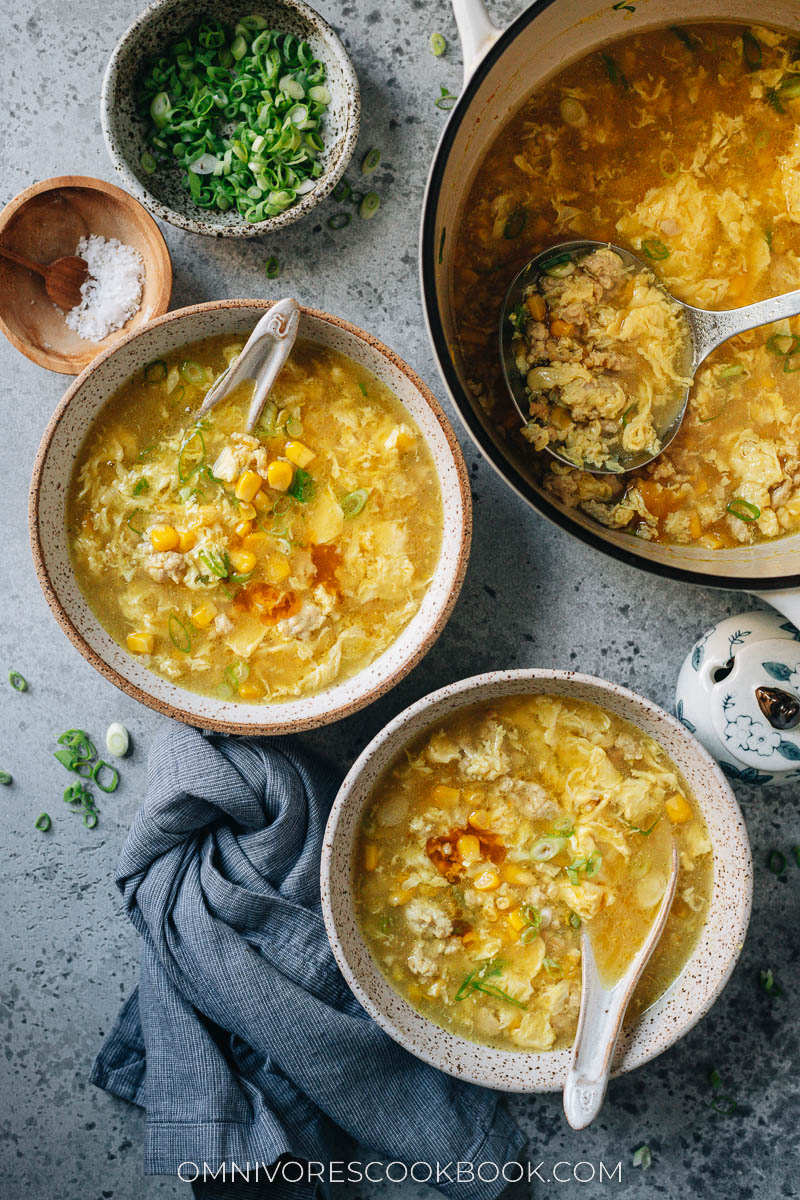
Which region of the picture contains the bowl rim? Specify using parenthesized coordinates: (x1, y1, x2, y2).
(28, 298, 472, 734)
(0, 174, 173, 375)
(100, 0, 361, 238)
(320, 667, 754, 1091)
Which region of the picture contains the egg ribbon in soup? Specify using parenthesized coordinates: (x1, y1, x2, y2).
(454, 23, 800, 547)
(67, 335, 443, 703)
(356, 696, 712, 1052)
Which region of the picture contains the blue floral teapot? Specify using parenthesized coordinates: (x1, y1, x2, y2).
(676, 610, 800, 786)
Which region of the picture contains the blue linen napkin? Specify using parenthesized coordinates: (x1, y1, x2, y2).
(91, 725, 524, 1197)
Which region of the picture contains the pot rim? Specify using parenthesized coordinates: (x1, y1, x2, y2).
(419, 1, 800, 593)
(28, 298, 472, 734)
(320, 666, 753, 1092)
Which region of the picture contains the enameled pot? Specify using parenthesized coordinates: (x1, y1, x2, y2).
(321, 669, 752, 1092)
(419, 0, 800, 624)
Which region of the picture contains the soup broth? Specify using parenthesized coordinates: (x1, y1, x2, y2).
(355, 695, 712, 1052)
(67, 334, 443, 703)
(454, 23, 800, 547)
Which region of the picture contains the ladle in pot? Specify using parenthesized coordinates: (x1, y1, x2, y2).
(500, 239, 800, 475)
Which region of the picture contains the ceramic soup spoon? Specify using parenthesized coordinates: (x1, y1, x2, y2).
(501, 239, 800, 474)
(563, 842, 680, 1129)
(196, 296, 300, 432)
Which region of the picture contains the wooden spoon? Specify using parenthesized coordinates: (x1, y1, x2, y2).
(563, 843, 680, 1129)
(0, 244, 88, 310)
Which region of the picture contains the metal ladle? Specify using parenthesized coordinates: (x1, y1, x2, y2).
(563, 843, 679, 1129)
(500, 239, 800, 474)
(196, 297, 300, 431)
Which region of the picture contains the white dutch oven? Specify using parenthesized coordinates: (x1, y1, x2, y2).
(321, 670, 752, 1092)
(420, 0, 800, 625)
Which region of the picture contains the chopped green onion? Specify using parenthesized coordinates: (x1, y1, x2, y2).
(359, 192, 380, 220)
(265, 256, 281, 279)
(168, 614, 192, 652)
(435, 85, 457, 110)
(767, 849, 787, 876)
(766, 333, 800, 356)
(542, 957, 561, 976)
(710, 1094, 738, 1115)
(285, 418, 303, 438)
(178, 426, 206, 483)
(361, 148, 381, 175)
(503, 208, 527, 239)
(632, 1146, 652, 1170)
(531, 836, 567, 861)
(727, 497, 760, 523)
(140, 151, 157, 174)
(670, 26, 696, 50)
(133, 477, 150, 496)
(180, 361, 206, 386)
(224, 660, 250, 691)
(659, 148, 679, 179)
(541, 253, 574, 277)
(0, 771, 11, 785)
(341, 489, 369, 518)
(288, 468, 314, 502)
(358, 381, 368, 396)
(126, 508, 147, 537)
(143, 359, 168, 384)
(641, 237, 670, 261)
(710, 1068, 722, 1090)
(719, 364, 744, 379)
(759, 967, 783, 997)
(34, 813, 51, 832)
(742, 29, 762, 71)
(621, 404, 637, 427)
(626, 816, 660, 835)
(602, 53, 629, 89)
(198, 549, 229, 578)
(216, 681, 234, 701)
(328, 211, 351, 230)
(92, 761, 119, 793)
(784, 355, 800, 374)
(584, 852, 602, 878)
(568, 911, 582, 929)
(8, 671, 27, 692)
(429, 32, 446, 56)
(755, 129, 771, 150)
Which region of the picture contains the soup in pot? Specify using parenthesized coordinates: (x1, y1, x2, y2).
(67, 334, 443, 703)
(355, 695, 712, 1052)
(454, 23, 800, 547)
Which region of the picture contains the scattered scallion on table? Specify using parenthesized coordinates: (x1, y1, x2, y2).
(9, 670, 28, 692)
(136, 18, 331, 222)
(34, 813, 51, 833)
(265, 255, 281, 278)
(632, 1146, 652, 1170)
(435, 85, 457, 110)
(361, 147, 381, 175)
(429, 32, 447, 57)
(327, 211, 351, 230)
(767, 848, 787, 876)
(0, 771, 11, 786)
(359, 191, 380, 220)
(106, 723, 130, 758)
(759, 967, 783, 998)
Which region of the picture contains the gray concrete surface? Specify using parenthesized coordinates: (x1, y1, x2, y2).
(1, 0, 798, 1197)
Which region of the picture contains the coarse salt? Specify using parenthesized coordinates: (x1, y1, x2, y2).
(65, 234, 145, 342)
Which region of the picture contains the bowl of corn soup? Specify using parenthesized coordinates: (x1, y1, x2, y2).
(321, 670, 752, 1092)
(29, 300, 471, 733)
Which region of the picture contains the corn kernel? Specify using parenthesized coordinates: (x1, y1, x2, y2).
(389, 889, 413, 906)
(364, 844, 379, 871)
(504, 862, 533, 885)
(235, 470, 263, 502)
(238, 681, 263, 700)
(238, 501, 257, 520)
(177, 529, 197, 553)
(431, 783, 460, 805)
(284, 440, 315, 468)
(463, 787, 485, 805)
(386, 426, 416, 452)
(457, 834, 481, 864)
(665, 793, 692, 823)
(266, 554, 291, 584)
(150, 525, 179, 552)
(253, 490, 272, 512)
(243, 531, 271, 554)
(234, 520, 253, 539)
(267, 460, 294, 491)
(126, 631, 154, 654)
(191, 601, 218, 629)
(473, 868, 501, 891)
(229, 549, 256, 575)
(507, 908, 526, 933)
(468, 809, 492, 831)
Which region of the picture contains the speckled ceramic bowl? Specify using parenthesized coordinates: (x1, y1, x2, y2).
(321, 669, 752, 1092)
(29, 300, 471, 734)
(101, 0, 360, 237)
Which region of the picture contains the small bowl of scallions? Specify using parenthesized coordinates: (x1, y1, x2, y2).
(101, 0, 360, 237)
